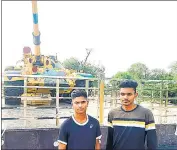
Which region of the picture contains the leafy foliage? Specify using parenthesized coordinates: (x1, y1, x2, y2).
(62, 57, 105, 78)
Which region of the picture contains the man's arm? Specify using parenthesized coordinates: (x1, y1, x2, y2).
(95, 121, 102, 150)
(58, 122, 68, 150)
(145, 109, 158, 149)
(106, 112, 113, 150)
(95, 139, 101, 150)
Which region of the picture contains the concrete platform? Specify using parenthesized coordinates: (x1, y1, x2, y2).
(2, 124, 177, 149)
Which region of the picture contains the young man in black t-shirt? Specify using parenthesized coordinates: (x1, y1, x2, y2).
(58, 89, 102, 150)
(106, 79, 157, 150)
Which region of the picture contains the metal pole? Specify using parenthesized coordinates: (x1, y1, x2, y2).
(164, 84, 168, 123)
(151, 90, 154, 107)
(110, 90, 113, 107)
(159, 81, 163, 123)
(23, 77, 27, 127)
(160, 81, 163, 106)
(2, 83, 5, 106)
(56, 79, 60, 126)
(99, 80, 104, 124)
(97, 80, 100, 120)
(85, 80, 89, 95)
(165, 84, 168, 107)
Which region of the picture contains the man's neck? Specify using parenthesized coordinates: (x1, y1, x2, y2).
(122, 103, 137, 111)
(73, 112, 87, 124)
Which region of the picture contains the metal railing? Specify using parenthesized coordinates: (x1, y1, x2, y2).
(2, 75, 177, 128)
(103, 79, 177, 124)
(2, 74, 103, 128)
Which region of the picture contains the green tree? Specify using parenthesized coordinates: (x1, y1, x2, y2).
(128, 62, 149, 80)
(62, 57, 105, 78)
(113, 71, 133, 79)
(148, 69, 173, 80)
(169, 61, 177, 80)
(169, 61, 177, 74)
(62, 57, 81, 71)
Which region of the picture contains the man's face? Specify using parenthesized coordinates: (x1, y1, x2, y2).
(119, 88, 138, 106)
(72, 96, 89, 114)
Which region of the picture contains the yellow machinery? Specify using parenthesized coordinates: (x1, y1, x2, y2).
(3, 1, 94, 105)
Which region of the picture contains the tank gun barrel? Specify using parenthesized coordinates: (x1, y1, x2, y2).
(32, 1, 41, 56)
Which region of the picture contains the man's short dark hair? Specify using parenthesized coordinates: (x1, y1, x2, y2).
(71, 89, 88, 100)
(119, 79, 138, 93)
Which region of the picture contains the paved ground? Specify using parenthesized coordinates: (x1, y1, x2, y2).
(2, 98, 177, 129)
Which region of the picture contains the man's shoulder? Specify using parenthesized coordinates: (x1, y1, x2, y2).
(60, 116, 72, 128)
(108, 107, 122, 115)
(138, 105, 153, 115)
(88, 115, 99, 124)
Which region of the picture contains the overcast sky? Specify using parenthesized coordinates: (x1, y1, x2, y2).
(2, 1, 177, 77)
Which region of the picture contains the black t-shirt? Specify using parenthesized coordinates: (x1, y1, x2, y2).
(106, 105, 157, 150)
(58, 114, 102, 150)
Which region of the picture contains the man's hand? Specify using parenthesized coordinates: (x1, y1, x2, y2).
(95, 139, 101, 150)
(58, 142, 66, 150)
